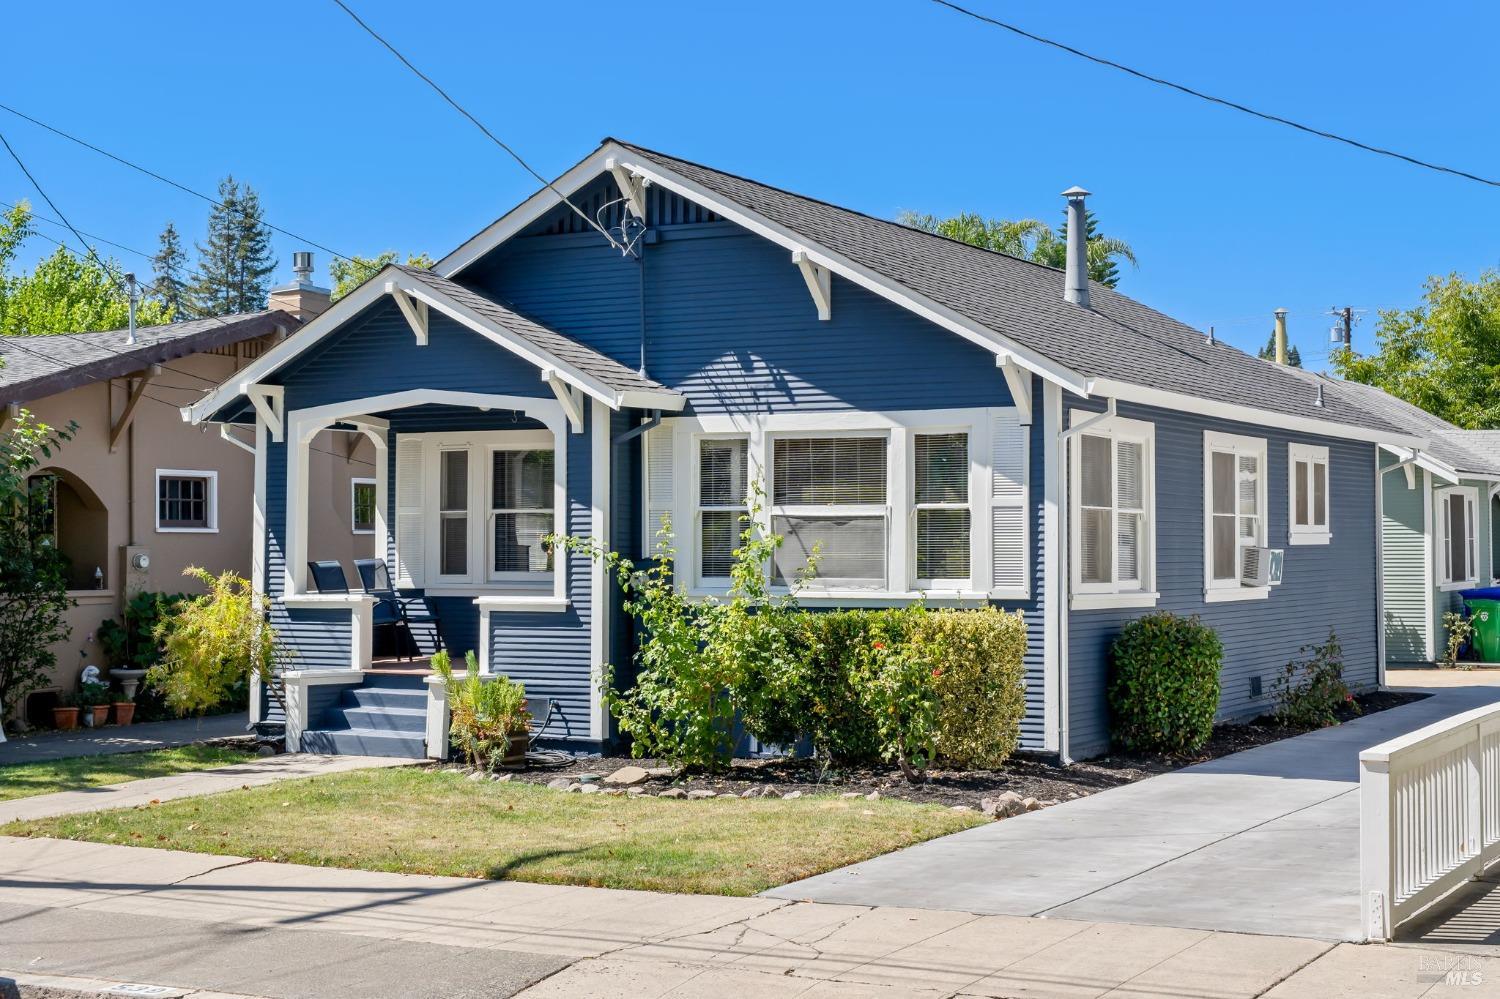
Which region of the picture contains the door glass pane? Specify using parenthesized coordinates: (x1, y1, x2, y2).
(1295, 462, 1309, 526)
(1212, 515, 1237, 580)
(1211, 452, 1235, 515)
(772, 514, 885, 588)
(1312, 462, 1326, 527)
(1080, 508, 1112, 584)
(1081, 435, 1112, 508)
(916, 508, 970, 580)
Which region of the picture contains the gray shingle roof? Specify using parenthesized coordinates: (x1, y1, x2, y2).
(611, 140, 1409, 437)
(1, 311, 297, 404)
(396, 264, 672, 398)
(1325, 376, 1500, 476)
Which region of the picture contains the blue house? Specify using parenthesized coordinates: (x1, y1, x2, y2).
(188, 140, 1427, 761)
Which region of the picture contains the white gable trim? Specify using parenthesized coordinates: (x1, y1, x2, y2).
(436, 143, 1089, 396)
(184, 263, 684, 425)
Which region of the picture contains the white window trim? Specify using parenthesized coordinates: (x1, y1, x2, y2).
(658, 407, 1015, 600)
(419, 429, 564, 599)
(351, 477, 376, 535)
(1203, 430, 1268, 602)
(1288, 442, 1331, 545)
(911, 428, 977, 591)
(1436, 484, 1480, 591)
(155, 468, 219, 534)
(1068, 412, 1158, 610)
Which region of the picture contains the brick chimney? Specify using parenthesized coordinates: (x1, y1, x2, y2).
(267, 251, 331, 320)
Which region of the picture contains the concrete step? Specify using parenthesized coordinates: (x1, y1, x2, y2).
(345, 687, 427, 711)
(335, 705, 427, 734)
(300, 727, 426, 759)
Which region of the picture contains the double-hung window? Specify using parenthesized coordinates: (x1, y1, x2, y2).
(1438, 486, 1478, 589)
(1204, 431, 1267, 599)
(771, 435, 889, 589)
(913, 432, 971, 586)
(697, 438, 749, 585)
(438, 450, 470, 577)
(490, 449, 554, 580)
(1070, 414, 1155, 607)
(1288, 443, 1330, 544)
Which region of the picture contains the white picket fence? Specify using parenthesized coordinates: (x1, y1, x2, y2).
(1360, 702, 1500, 940)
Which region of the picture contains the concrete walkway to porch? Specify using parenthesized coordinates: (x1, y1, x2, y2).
(769, 672, 1500, 942)
(0, 712, 248, 765)
(0, 753, 417, 824)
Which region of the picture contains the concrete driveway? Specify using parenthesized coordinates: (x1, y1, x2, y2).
(769, 674, 1500, 942)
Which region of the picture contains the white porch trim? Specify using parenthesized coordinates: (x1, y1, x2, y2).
(589, 397, 611, 741)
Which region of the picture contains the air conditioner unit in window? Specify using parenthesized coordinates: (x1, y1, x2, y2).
(1239, 547, 1284, 587)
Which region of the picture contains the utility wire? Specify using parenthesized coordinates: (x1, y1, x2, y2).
(327, 0, 627, 251)
(928, 0, 1500, 189)
(0, 197, 153, 259)
(0, 100, 357, 260)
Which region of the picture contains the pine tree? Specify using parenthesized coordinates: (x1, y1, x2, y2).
(189, 176, 277, 315)
(1257, 335, 1303, 367)
(150, 222, 187, 317)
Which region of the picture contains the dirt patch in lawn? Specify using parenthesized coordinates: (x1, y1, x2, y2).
(508, 689, 1429, 810)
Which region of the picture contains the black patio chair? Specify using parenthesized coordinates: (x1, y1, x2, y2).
(353, 558, 424, 662)
(307, 560, 349, 594)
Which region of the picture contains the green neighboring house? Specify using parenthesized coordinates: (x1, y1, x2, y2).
(1337, 379, 1500, 664)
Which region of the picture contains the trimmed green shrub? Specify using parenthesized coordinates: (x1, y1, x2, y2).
(916, 607, 1028, 769)
(1108, 611, 1223, 754)
(1274, 630, 1359, 729)
(781, 609, 900, 764)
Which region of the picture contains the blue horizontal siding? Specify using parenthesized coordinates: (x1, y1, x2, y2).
(1064, 397, 1380, 759)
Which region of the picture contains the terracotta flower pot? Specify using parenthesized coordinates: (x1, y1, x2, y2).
(85, 705, 110, 727)
(52, 706, 79, 731)
(112, 702, 135, 726)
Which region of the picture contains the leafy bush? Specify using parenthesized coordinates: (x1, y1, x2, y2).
(1275, 630, 1359, 729)
(778, 610, 888, 763)
(1442, 611, 1475, 670)
(917, 607, 1028, 769)
(855, 606, 939, 780)
(76, 680, 111, 708)
(99, 591, 189, 670)
(432, 649, 530, 771)
(1109, 611, 1223, 754)
(148, 568, 288, 718)
(0, 411, 76, 728)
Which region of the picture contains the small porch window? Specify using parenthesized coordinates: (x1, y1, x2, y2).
(351, 478, 377, 534)
(156, 469, 217, 533)
(1438, 486, 1478, 589)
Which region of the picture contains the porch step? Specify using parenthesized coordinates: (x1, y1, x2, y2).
(345, 687, 427, 711)
(300, 727, 426, 759)
(337, 705, 426, 734)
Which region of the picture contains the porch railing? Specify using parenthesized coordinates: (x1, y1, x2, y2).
(1360, 701, 1500, 940)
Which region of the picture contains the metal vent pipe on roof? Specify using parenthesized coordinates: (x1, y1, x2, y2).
(1274, 308, 1288, 365)
(125, 272, 137, 345)
(1062, 186, 1090, 308)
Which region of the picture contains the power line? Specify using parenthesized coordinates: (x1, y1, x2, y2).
(927, 0, 1500, 189)
(0, 197, 153, 259)
(0, 100, 357, 261)
(327, 0, 626, 252)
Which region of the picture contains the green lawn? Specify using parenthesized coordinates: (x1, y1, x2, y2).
(4, 766, 985, 895)
(0, 745, 248, 802)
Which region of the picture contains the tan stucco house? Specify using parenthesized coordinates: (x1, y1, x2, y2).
(1, 261, 377, 727)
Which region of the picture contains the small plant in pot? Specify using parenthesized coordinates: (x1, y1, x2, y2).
(77, 680, 111, 727)
(51, 694, 79, 731)
(111, 687, 136, 726)
(432, 650, 531, 770)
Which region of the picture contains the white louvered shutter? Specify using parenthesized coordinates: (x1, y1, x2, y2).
(991, 410, 1029, 593)
(644, 422, 676, 554)
(393, 435, 426, 587)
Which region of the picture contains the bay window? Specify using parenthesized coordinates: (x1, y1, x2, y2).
(1069, 414, 1155, 608)
(1438, 486, 1478, 589)
(1288, 443, 1330, 544)
(1204, 430, 1267, 600)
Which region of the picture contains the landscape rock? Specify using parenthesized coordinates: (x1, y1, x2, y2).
(490, 773, 513, 782)
(602, 788, 626, 796)
(626, 787, 645, 795)
(256, 745, 276, 758)
(865, 791, 881, 801)
(575, 773, 602, 783)
(686, 789, 717, 800)
(547, 777, 573, 790)
(951, 805, 974, 812)
(467, 770, 487, 782)
(604, 765, 650, 787)
(578, 784, 601, 794)
(782, 790, 803, 800)
(657, 788, 686, 799)
(980, 791, 1027, 818)
(840, 792, 864, 799)
(565, 783, 584, 793)
(740, 788, 758, 798)
(1022, 797, 1042, 812)
(718, 792, 740, 799)
(644, 767, 676, 779)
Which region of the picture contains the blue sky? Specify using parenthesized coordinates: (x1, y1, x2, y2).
(5, 1, 1496, 365)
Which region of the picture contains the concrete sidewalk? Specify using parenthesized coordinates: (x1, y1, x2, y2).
(0, 836, 1494, 998)
(0, 753, 416, 824)
(770, 681, 1500, 942)
(0, 713, 248, 765)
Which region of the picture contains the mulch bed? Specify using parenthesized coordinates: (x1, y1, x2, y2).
(483, 689, 1430, 811)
